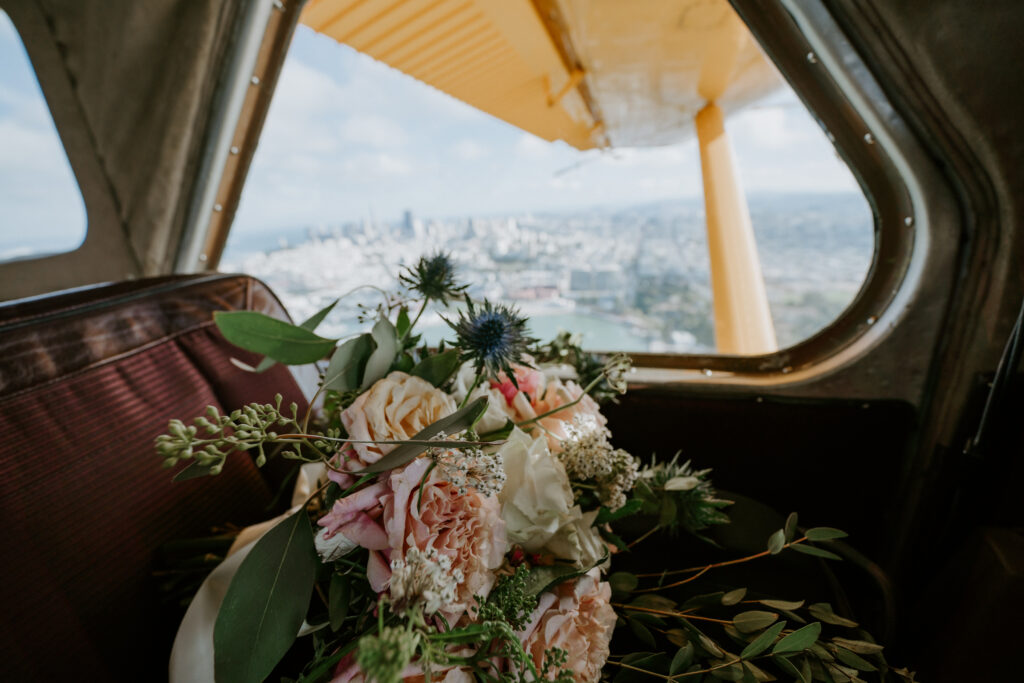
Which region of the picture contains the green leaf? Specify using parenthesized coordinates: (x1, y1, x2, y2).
(659, 496, 678, 527)
(393, 352, 415, 373)
(479, 418, 515, 441)
(630, 594, 677, 611)
(328, 573, 350, 631)
(791, 544, 842, 561)
(213, 511, 319, 683)
(832, 646, 876, 671)
(807, 603, 858, 628)
(322, 334, 375, 392)
(771, 621, 822, 655)
(767, 529, 785, 555)
(805, 527, 849, 541)
(396, 306, 411, 338)
(665, 629, 688, 647)
(784, 512, 799, 542)
(630, 619, 657, 647)
(214, 311, 337, 365)
(173, 461, 215, 482)
(410, 348, 461, 388)
(683, 591, 726, 609)
(252, 300, 338, 373)
(759, 598, 804, 611)
(595, 498, 644, 524)
(670, 643, 695, 675)
(524, 564, 582, 597)
(360, 318, 399, 390)
(733, 611, 778, 634)
(357, 397, 489, 474)
(609, 572, 639, 594)
(741, 662, 757, 683)
(722, 588, 747, 606)
(773, 655, 810, 683)
(830, 637, 884, 655)
(709, 659, 745, 681)
(740, 620, 787, 659)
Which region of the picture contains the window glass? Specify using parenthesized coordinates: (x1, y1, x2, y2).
(226, 25, 872, 354)
(0, 10, 86, 262)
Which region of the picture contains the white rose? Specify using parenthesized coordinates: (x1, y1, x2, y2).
(450, 362, 515, 434)
(544, 509, 607, 570)
(341, 371, 456, 466)
(498, 428, 604, 567)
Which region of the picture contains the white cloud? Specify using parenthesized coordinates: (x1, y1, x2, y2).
(452, 139, 487, 160)
(340, 114, 407, 148)
(515, 132, 552, 159)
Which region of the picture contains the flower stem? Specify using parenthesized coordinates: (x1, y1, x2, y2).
(459, 372, 484, 410)
(404, 299, 429, 339)
(632, 536, 810, 580)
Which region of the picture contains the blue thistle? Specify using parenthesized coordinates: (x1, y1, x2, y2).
(447, 297, 536, 384)
(399, 251, 467, 305)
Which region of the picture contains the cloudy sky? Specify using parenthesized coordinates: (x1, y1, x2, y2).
(0, 16, 860, 256)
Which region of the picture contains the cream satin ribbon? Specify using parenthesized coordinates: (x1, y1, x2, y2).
(169, 462, 326, 683)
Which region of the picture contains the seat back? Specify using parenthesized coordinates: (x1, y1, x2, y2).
(0, 274, 312, 680)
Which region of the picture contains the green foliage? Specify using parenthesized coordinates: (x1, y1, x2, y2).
(473, 566, 537, 631)
(531, 330, 629, 404)
(398, 251, 467, 306)
(322, 334, 375, 392)
(635, 453, 732, 539)
(213, 511, 319, 683)
(214, 311, 338, 365)
(409, 348, 461, 387)
(156, 394, 306, 476)
(360, 317, 399, 390)
(253, 299, 339, 373)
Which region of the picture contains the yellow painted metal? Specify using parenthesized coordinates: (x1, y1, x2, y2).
(301, 0, 782, 151)
(696, 102, 777, 355)
(303, 0, 600, 149)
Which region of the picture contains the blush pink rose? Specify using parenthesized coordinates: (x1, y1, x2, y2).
(331, 652, 472, 683)
(519, 569, 616, 683)
(512, 378, 606, 453)
(339, 371, 456, 470)
(381, 457, 507, 620)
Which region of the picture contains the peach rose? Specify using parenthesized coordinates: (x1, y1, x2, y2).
(512, 377, 606, 454)
(379, 458, 507, 620)
(520, 570, 616, 683)
(341, 371, 456, 467)
(331, 652, 472, 683)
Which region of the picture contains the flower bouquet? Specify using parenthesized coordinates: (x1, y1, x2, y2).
(158, 254, 913, 683)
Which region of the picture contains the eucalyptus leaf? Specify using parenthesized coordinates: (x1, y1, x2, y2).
(791, 543, 842, 561)
(733, 610, 778, 634)
(410, 348, 461, 388)
(830, 637, 884, 655)
(396, 306, 411, 338)
(357, 397, 489, 474)
(250, 300, 339, 373)
(322, 334, 375, 392)
(328, 573, 350, 632)
(360, 318, 399, 390)
(767, 529, 785, 555)
(759, 599, 804, 611)
(173, 461, 215, 482)
(670, 643, 695, 675)
(214, 311, 337, 365)
(595, 498, 644, 524)
(524, 564, 584, 597)
(805, 527, 849, 541)
(709, 659, 745, 681)
(832, 646, 876, 671)
(771, 621, 822, 655)
(630, 619, 657, 647)
(630, 594, 677, 611)
(666, 629, 688, 647)
(740, 620, 787, 659)
(722, 588, 747, 606)
(213, 511, 319, 683)
(609, 572, 639, 594)
(807, 603, 858, 628)
(784, 512, 798, 542)
(659, 495, 678, 527)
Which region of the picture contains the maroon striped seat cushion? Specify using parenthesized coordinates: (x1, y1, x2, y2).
(0, 275, 311, 680)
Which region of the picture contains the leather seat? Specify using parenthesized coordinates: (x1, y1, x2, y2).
(0, 274, 313, 680)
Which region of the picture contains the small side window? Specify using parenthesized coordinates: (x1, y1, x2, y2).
(0, 9, 86, 262)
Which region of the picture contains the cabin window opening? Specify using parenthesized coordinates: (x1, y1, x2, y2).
(223, 5, 873, 359)
(0, 9, 86, 263)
